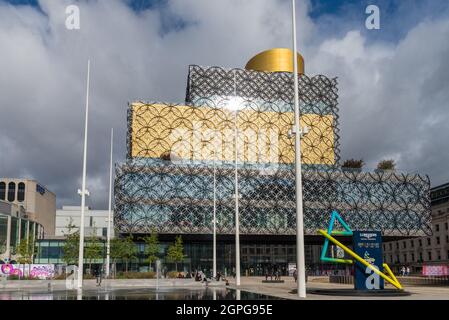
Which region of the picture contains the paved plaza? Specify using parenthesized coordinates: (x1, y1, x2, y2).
(230, 276, 449, 300)
(1, 277, 449, 300)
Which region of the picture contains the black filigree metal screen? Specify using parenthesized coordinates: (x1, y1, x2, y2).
(115, 65, 431, 237)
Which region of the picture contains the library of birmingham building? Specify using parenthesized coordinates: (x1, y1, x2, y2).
(114, 48, 431, 275)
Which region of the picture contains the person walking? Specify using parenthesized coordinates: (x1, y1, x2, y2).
(95, 268, 102, 287)
(293, 268, 298, 283)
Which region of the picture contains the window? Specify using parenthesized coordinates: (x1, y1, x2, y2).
(445, 222, 448, 231)
(419, 253, 423, 262)
(435, 224, 440, 232)
(403, 254, 407, 262)
(427, 252, 432, 261)
(396, 242, 399, 249)
(427, 238, 431, 246)
(0, 182, 5, 200)
(102, 228, 107, 237)
(437, 252, 441, 260)
(17, 182, 25, 202)
(436, 237, 440, 245)
(411, 253, 415, 262)
(7, 182, 15, 202)
(389, 243, 392, 250)
(402, 242, 406, 249)
(419, 239, 422, 247)
(20, 220, 27, 240)
(410, 240, 414, 248)
(446, 235, 449, 244)
(89, 216, 93, 227)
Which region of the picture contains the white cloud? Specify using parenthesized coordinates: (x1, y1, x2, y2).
(0, 0, 448, 208)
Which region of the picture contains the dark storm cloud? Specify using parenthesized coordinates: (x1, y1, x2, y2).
(0, 0, 448, 209)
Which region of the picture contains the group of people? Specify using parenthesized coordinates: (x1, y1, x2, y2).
(189, 270, 228, 284)
(400, 266, 411, 276)
(264, 268, 282, 281)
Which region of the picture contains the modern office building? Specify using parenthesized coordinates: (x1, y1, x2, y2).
(114, 48, 431, 275)
(383, 182, 449, 273)
(55, 206, 114, 238)
(0, 178, 56, 237)
(0, 200, 44, 262)
(33, 206, 113, 266)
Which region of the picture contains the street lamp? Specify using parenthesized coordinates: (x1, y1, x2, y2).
(212, 143, 217, 279)
(77, 59, 91, 289)
(204, 134, 219, 279)
(291, 0, 307, 298)
(106, 128, 114, 278)
(227, 96, 243, 286)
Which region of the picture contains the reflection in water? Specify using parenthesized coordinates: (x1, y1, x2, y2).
(0, 287, 282, 300)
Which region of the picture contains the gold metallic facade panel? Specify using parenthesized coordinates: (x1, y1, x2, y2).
(245, 48, 304, 74)
(130, 103, 335, 165)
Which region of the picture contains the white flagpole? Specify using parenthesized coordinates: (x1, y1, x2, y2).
(292, 0, 307, 298)
(213, 157, 217, 279)
(77, 60, 91, 289)
(106, 128, 114, 277)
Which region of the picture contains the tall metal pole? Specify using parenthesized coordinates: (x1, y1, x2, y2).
(213, 157, 217, 278)
(77, 60, 91, 289)
(234, 110, 241, 286)
(292, 0, 307, 298)
(106, 128, 114, 278)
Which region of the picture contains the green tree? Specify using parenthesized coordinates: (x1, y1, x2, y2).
(85, 236, 103, 275)
(16, 235, 34, 264)
(342, 159, 364, 169)
(110, 237, 124, 277)
(377, 159, 396, 171)
(62, 218, 80, 265)
(121, 234, 138, 272)
(142, 229, 160, 271)
(166, 235, 184, 271)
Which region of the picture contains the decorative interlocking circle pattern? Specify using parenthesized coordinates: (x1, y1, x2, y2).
(115, 159, 431, 236)
(114, 65, 431, 237)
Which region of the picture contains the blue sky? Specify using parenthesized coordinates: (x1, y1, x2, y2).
(3, 0, 449, 43)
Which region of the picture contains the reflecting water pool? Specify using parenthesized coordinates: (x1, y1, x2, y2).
(0, 287, 283, 300)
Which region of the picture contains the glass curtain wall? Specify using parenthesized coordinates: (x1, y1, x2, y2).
(10, 217, 19, 255)
(0, 216, 8, 255)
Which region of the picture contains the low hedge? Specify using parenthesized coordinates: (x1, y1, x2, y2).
(166, 271, 182, 279)
(115, 272, 156, 279)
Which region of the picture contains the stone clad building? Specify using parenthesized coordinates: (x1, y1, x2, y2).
(383, 182, 449, 273)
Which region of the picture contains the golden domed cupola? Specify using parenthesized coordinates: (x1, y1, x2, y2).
(245, 48, 304, 74)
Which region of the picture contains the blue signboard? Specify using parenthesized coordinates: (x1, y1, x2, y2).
(353, 231, 384, 290)
(36, 184, 46, 196)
